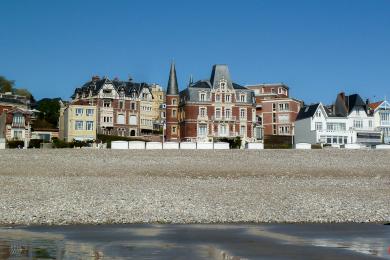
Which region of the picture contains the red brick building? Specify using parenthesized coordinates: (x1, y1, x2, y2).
(165, 64, 262, 144)
(246, 84, 302, 137)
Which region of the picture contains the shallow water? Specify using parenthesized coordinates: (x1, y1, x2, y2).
(0, 224, 389, 259)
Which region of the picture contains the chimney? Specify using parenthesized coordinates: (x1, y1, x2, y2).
(92, 75, 100, 82)
(366, 98, 370, 105)
(339, 92, 345, 101)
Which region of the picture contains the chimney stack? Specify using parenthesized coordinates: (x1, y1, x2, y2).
(92, 75, 100, 82)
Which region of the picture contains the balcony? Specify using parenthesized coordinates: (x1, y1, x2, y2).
(211, 116, 236, 121)
(380, 121, 390, 126)
(214, 132, 239, 138)
(197, 115, 209, 121)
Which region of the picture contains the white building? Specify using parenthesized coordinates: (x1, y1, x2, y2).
(368, 100, 390, 144)
(295, 93, 382, 146)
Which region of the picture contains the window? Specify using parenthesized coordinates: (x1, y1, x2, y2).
(12, 114, 24, 126)
(278, 103, 289, 111)
(131, 103, 136, 110)
(200, 93, 206, 101)
(86, 109, 94, 116)
(278, 114, 289, 123)
(75, 121, 84, 130)
(240, 94, 246, 102)
(103, 116, 113, 123)
(272, 103, 276, 111)
(225, 108, 231, 119)
(215, 94, 221, 102)
(279, 126, 290, 135)
(75, 108, 83, 116)
(129, 115, 137, 125)
(356, 108, 360, 115)
(380, 112, 390, 122)
(198, 124, 207, 136)
(13, 130, 23, 140)
(220, 82, 226, 90)
(219, 124, 227, 135)
(369, 120, 373, 128)
(225, 94, 231, 102)
(240, 108, 246, 119)
(315, 122, 323, 131)
(172, 99, 177, 105)
(172, 109, 177, 118)
(199, 107, 207, 117)
(103, 100, 111, 108)
(117, 114, 125, 124)
(271, 88, 276, 93)
(316, 110, 321, 117)
(172, 126, 177, 134)
(273, 125, 277, 135)
(86, 121, 94, 131)
(240, 125, 246, 136)
(327, 123, 346, 131)
(272, 113, 276, 123)
(353, 120, 363, 129)
(215, 108, 221, 119)
(119, 100, 125, 109)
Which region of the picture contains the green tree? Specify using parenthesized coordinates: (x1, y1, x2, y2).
(0, 76, 15, 93)
(36, 98, 61, 127)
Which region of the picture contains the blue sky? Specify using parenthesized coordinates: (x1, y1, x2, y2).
(1, 0, 389, 104)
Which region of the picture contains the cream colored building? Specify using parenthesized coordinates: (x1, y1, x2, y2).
(59, 100, 97, 141)
(150, 83, 166, 131)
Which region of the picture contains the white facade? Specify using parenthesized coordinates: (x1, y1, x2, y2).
(295, 103, 381, 145)
(371, 101, 390, 144)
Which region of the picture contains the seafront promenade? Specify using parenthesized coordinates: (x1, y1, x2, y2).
(0, 149, 389, 225)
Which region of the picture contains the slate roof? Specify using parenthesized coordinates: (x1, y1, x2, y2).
(334, 93, 367, 117)
(71, 77, 151, 99)
(296, 103, 320, 121)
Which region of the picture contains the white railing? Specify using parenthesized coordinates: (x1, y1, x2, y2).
(211, 116, 237, 121)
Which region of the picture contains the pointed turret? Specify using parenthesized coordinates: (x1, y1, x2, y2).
(167, 62, 179, 95)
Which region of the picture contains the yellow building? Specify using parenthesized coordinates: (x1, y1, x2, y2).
(59, 100, 97, 142)
(150, 83, 166, 131)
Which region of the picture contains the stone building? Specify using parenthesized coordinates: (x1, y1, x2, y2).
(71, 76, 157, 137)
(165, 63, 260, 144)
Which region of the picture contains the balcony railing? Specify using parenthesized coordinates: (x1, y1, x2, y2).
(197, 115, 209, 121)
(211, 116, 237, 121)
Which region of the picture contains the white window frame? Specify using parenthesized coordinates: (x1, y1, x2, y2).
(75, 120, 84, 130)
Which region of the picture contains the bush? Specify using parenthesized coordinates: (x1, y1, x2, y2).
(28, 139, 43, 148)
(264, 143, 292, 149)
(7, 140, 25, 149)
(311, 144, 323, 149)
(214, 136, 242, 149)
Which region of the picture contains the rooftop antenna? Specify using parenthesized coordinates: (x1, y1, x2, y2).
(189, 74, 193, 86)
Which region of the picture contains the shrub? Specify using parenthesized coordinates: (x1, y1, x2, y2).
(213, 136, 242, 149)
(7, 140, 25, 149)
(28, 139, 43, 148)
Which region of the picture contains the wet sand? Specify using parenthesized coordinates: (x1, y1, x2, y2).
(0, 224, 389, 259)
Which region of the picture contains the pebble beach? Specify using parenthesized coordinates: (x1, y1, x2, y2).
(0, 149, 389, 225)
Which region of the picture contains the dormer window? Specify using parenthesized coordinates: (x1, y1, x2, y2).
(240, 94, 246, 102)
(172, 98, 177, 105)
(103, 89, 112, 94)
(200, 93, 206, 102)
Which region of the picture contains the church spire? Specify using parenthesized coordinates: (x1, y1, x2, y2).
(167, 61, 179, 95)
